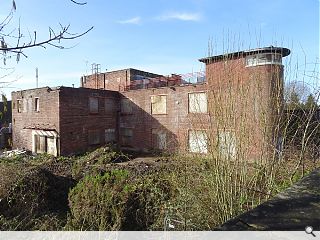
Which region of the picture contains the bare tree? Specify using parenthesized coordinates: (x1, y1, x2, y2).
(0, 0, 93, 66)
(0, 0, 93, 115)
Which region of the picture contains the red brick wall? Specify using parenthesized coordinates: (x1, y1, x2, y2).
(81, 68, 165, 92)
(205, 58, 284, 159)
(59, 87, 120, 155)
(12, 87, 60, 151)
(12, 87, 120, 156)
(81, 69, 129, 92)
(120, 83, 210, 152)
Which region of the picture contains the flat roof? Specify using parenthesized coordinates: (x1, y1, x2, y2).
(199, 46, 291, 64)
(84, 68, 164, 77)
(11, 86, 119, 94)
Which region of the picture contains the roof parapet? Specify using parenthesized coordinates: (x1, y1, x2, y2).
(199, 46, 291, 64)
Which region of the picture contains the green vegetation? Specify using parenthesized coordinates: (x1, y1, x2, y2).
(67, 170, 132, 230)
(67, 169, 174, 230)
(0, 146, 318, 230)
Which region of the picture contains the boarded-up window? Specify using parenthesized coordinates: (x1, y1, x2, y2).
(35, 135, 46, 153)
(152, 129, 167, 150)
(88, 129, 100, 145)
(32, 131, 58, 156)
(34, 98, 40, 112)
(17, 100, 22, 113)
(120, 128, 133, 146)
(189, 92, 207, 113)
(27, 98, 32, 112)
(121, 98, 132, 114)
(105, 129, 116, 143)
(46, 137, 56, 155)
(218, 131, 236, 159)
(105, 98, 117, 113)
(189, 130, 208, 153)
(89, 97, 99, 113)
(151, 95, 167, 114)
(22, 99, 27, 113)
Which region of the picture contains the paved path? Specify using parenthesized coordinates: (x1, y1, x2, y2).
(218, 169, 320, 230)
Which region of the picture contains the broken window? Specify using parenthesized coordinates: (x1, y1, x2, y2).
(151, 95, 167, 114)
(189, 92, 207, 113)
(17, 100, 22, 113)
(245, 53, 282, 67)
(89, 97, 99, 113)
(121, 98, 132, 114)
(189, 130, 208, 154)
(88, 129, 100, 145)
(152, 129, 167, 150)
(105, 129, 116, 143)
(105, 98, 117, 113)
(218, 131, 237, 159)
(34, 98, 40, 112)
(120, 128, 133, 146)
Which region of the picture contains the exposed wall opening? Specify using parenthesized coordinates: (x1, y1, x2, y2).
(151, 129, 167, 150)
(188, 92, 207, 113)
(120, 128, 133, 146)
(89, 97, 99, 113)
(245, 53, 282, 67)
(188, 130, 208, 153)
(17, 100, 22, 113)
(34, 97, 40, 112)
(88, 129, 100, 145)
(105, 128, 116, 143)
(32, 130, 59, 156)
(218, 130, 237, 159)
(151, 95, 167, 114)
(105, 98, 117, 113)
(35, 135, 46, 153)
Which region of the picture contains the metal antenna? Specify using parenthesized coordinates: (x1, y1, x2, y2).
(91, 63, 101, 89)
(36, 67, 39, 88)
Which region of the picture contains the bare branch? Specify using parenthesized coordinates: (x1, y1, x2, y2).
(70, 0, 87, 5)
(0, 26, 93, 52)
(0, 67, 15, 80)
(12, 0, 17, 11)
(0, 0, 93, 65)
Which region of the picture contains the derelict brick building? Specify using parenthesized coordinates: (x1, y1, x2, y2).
(12, 46, 290, 157)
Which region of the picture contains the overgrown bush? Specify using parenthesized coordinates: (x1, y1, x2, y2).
(0, 152, 76, 230)
(123, 174, 176, 230)
(66, 169, 175, 230)
(150, 152, 319, 230)
(67, 169, 131, 230)
(71, 147, 130, 179)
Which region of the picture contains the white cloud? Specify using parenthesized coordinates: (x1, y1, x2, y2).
(117, 17, 141, 25)
(157, 11, 202, 22)
(260, 22, 267, 28)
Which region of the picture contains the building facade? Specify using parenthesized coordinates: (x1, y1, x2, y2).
(12, 87, 119, 156)
(12, 47, 290, 158)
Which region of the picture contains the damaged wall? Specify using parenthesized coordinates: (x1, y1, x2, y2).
(12, 87, 60, 155)
(59, 87, 119, 156)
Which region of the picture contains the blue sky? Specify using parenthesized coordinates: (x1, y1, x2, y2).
(0, 0, 319, 99)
